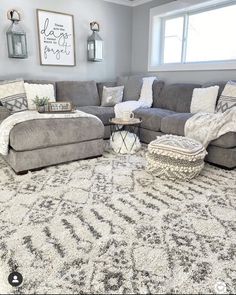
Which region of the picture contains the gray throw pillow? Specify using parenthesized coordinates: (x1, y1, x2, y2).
(216, 80, 236, 113)
(101, 86, 124, 107)
(0, 79, 28, 113)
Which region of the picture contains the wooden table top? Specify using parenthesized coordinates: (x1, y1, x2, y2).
(109, 118, 142, 125)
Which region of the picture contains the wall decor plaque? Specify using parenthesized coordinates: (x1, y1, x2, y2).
(37, 9, 76, 66)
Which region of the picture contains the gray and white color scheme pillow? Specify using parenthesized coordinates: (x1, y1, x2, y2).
(216, 80, 236, 113)
(0, 79, 28, 113)
(101, 86, 124, 107)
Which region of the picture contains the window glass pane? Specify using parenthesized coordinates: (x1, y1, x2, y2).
(186, 4, 236, 62)
(163, 17, 184, 63)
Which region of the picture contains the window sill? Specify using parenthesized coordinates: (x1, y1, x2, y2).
(148, 61, 236, 72)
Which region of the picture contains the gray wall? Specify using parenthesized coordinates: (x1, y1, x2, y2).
(0, 0, 132, 81)
(131, 0, 236, 84)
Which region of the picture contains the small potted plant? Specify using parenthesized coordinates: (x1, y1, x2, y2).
(33, 96, 49, 113)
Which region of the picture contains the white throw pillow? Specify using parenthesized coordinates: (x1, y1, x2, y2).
(24, 83, 56, 110)
(101, 86, 124, 107)
(190, 86, 219, 114)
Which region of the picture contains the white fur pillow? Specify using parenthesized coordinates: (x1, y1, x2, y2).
(190, 86, 219, 114)
(24, 83, 56, 110)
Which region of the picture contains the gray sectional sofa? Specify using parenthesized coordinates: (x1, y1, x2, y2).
(0, 76, 235, 173)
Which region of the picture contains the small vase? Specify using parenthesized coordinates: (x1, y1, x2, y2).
(37, 106, 45, 113)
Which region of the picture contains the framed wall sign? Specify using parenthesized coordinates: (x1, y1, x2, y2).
(37, 9, 76, 66)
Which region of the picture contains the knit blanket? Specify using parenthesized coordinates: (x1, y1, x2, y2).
(0, 110, 100, 156)
(185, 107, 236, 147)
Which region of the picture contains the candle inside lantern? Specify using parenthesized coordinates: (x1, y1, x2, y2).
(15, 42, 23, 55)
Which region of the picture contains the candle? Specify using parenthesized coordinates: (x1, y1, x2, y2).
(15, 42, 22, 55)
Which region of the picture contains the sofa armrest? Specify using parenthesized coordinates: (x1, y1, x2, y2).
(0, 106, 11, 121)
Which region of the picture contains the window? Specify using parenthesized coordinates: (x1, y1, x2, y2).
(161, 2, 236, 65)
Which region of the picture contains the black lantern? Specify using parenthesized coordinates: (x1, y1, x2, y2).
(6, 10, 28, 59)
(88, 22, 103, 62)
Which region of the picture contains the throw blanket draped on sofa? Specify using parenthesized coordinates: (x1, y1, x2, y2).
(185, 107, 236, 147)
(0, 110, 101, 156)
(115, 77, 156, 118)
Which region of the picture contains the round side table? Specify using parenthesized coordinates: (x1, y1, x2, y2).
(109, 117, 142, 154)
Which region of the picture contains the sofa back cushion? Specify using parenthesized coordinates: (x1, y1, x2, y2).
(155, 83, 201, 113)
(153, 80, 165, 107)
(56, 80, 100, 107)
(117, 75, 144, 101)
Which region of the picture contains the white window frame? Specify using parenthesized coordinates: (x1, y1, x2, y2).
(148, 0, 236, 72)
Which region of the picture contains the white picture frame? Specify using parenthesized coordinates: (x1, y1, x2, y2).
(37, 9, 76, 67)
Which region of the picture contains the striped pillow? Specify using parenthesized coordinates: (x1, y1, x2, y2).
(216, 80, 236, 113)
(0, 79, 28, 113)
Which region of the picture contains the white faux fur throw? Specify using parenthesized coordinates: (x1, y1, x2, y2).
(115, 77, 156, 118)
(185, 107, 236, 147)
(0, 110, 101, 156)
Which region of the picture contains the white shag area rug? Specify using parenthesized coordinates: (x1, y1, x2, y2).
(0, 146, 235, 294)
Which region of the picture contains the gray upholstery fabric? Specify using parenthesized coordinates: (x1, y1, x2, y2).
(56, 81, 100, 107)
(0, 106, 11, 121)
(139, 128, 164, 144)
(161, 113, 236, 148)
(97, 82, 117, 102)
(161, 113, 193, 136)
(5, 139, 104, 173)
(156, 83, 201, 113)
(211, 132, 236, 149)
(104, 125, 111, 139)
(9, 117, 104, 151)
(134, 108, 176, 132)
(206, 145, 236, 169)
(153, 80, 165, 107)
(77, 106, 115, 125)
(117, 75, 144, 101)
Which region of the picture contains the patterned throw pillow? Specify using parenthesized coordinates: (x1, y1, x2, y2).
(101, 86, 124, 107)
(0, 79, 28, 113)
(216, 81, 236, 113)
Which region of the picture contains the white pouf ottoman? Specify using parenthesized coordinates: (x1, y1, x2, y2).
(146, 135, 207, 180)
(110, 131, 141, 154)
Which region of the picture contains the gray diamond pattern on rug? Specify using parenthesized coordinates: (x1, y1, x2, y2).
(0, 148, 235, 294)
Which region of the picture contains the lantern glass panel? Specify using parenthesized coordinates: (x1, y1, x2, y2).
(88, 41, 95, 60)
(7, 34, 14, 56)
(95, 40, 103, 60)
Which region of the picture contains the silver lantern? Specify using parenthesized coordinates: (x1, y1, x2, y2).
(6, 10, 28, 59)
(88, 22, 103, 62)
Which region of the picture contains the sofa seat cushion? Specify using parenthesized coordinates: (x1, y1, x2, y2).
(211, 132, 236, 148)
(161, 113, 236, 148)
(9, 117, 104, 152)
(77, 106, 115, 125)
(161, 113, 193, 136)
(56, 81, 100, 107)
(134, 108, 176, 132)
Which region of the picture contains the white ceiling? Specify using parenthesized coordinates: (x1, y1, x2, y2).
(103, 0, 155, 7)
